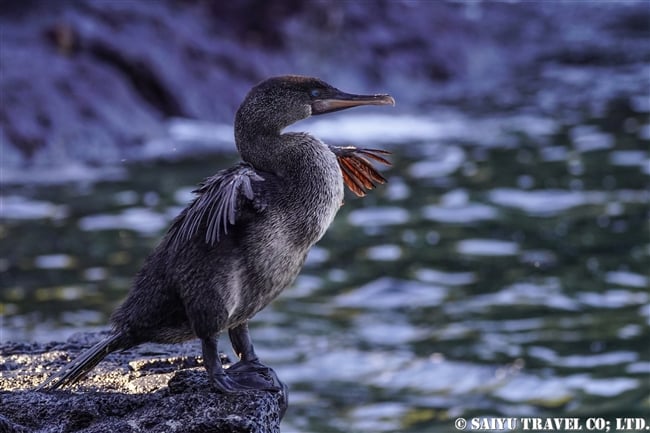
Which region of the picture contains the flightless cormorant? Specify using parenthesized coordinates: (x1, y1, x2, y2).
(38, 75, 395, 394)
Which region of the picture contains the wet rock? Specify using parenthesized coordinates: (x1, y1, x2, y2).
(0, 333, 286, 433)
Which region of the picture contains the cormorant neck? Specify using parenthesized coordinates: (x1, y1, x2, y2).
(234, 97, 309, 173)
(235, 111, 282, 172)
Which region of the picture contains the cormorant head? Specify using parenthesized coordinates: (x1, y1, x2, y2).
(236, 75, 395, 135)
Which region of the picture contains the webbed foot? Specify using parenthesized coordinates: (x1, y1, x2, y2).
(209, 371, 250, 394)
(227, 359, 286, 392)
(226, 323, 288, 417)
(227, 359, 289, 418)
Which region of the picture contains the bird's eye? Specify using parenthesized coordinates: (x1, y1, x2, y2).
(310, 89, 321, 98)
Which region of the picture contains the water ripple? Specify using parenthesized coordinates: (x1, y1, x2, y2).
(423, 203, 498, 224)
(456, 239, 520, 256)
(336, 277, 448, 309)
(488, 188, 607, 216)
(347, 207, 410, 227)
(2, 196, 68, 220)
(78, 208, 168, 234)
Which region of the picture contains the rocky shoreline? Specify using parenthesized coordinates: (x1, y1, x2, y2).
(0, 332, 285, 433)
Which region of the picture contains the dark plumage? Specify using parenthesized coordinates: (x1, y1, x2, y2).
(38, 75, 394, 393)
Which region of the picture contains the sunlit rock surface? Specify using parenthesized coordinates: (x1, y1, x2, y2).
(0, 333, 285, 433)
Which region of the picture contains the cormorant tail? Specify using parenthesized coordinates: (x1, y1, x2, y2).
(37, 333, 130, 391)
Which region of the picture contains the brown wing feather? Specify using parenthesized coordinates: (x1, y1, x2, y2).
(339, 161, 366, 197)
(338, 156, 370, 197)
(332, 146, 392, 197)
(356, 149, 392, 166)
(347, 154, 388, 185)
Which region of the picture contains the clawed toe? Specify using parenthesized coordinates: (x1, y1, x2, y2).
(226, 361, 284, 392)
(210, 367, 284, 393)
(210, 359, 288, 419)
(210, 373, 250, 393)
(227, 359, 268, 374)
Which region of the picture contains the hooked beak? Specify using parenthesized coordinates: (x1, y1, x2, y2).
(311, 91, 395, 115)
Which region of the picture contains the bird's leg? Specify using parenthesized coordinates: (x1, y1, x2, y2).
(201, 336, 248, 393)
(227, 322, 286, 393)
(228, 321, 262, 367)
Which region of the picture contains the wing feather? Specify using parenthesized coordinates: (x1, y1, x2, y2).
(330, 146, 392, 197)
(165, 162, 265, 251)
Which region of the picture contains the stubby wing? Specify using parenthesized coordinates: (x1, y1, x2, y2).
(329, 145, 392, 197)
(166, 162, 265, 251)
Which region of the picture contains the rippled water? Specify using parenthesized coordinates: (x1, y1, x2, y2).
(2, 72, 649, 431)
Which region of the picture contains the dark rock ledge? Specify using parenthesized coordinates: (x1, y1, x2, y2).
(0, 333, 285, 433)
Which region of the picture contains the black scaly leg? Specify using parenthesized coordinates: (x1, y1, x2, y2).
(201, 336, 245, 393)
(227, 322, 289, 417)
(229, 321, 261, 365)
(227, 322, 287, 393)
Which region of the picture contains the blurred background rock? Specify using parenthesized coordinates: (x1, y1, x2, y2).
(3, 0, 647, 171)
